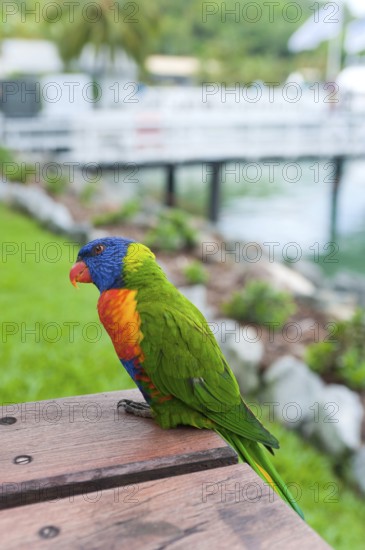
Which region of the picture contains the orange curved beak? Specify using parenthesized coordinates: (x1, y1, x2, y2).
(69, 261, 92, 288)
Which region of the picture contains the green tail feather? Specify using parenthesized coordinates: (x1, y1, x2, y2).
(216, 428, 304, 519)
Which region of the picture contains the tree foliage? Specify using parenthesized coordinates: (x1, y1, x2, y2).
(154, 0, 327, 82)
(2, 0, 328, 82)
(2, 1, 159, 68)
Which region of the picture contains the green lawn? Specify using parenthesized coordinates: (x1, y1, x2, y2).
(1, 204, 365, 549)
(269, 421, 365, 549)
(0, 204, 134, 403)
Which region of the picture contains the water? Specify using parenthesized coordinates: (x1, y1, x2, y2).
(218, 161, 365, 274)
(216, 160, 365, 274)
(219, 179, 331, 251)
(337, 162, 365, 234)
(105, 159, 365, 275)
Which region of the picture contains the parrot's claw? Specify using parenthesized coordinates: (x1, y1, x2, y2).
(117, 399, 153, 418)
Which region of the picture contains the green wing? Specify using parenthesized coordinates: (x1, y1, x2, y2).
(138, 295, 279, 449)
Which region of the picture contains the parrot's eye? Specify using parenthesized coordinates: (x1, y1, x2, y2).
(92, 244, 105, 256)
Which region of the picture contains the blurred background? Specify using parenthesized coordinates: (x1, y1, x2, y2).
(1, 1, 365, 547)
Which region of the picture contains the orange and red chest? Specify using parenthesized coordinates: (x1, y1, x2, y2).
(97, 289, 144, 362)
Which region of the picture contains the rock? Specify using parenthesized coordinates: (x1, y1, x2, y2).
(253, 260, 315, 298)
(198, 235, 229, 264)
(308, 384, 363, 456)
(133, 202, 161, 229)
(0, 182, 74, 234)
(264, 358, 364, 453)
(0, 181, 94, 243)
(213, 318, 263, 394)
(87, 228, 112, 242)
(292, 259, 325, 288)
(349, 446, 365, 494)
(331, 271, 365, 308)
(14, 185, 73, 230)
(68, 222, 92, 245)
(263, 355, 324, 427)
(158, 259, 175, 285)
(0, 182, 9, 201)
(178, 284, 213, 320)
(332, 271, 365, 292)
(313, 288, 356, 320)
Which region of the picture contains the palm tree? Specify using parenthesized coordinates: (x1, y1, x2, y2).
(3, 1, 158, 75)
(48, 0, 158, 73)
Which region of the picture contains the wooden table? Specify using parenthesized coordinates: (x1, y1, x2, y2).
(0, 390, 331, 549)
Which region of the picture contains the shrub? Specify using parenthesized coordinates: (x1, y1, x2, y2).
(93, 200, 140, 226)
(80, 182, 98, 204)
(145, 208, 198, 252)
(222, 280, 296, 329)
(305, 342, 335, 374)
(306, 309, 365, 389)
(0, 147, 30, 184)
(183, 260, 209, 285)
(43, 169, 69, 196)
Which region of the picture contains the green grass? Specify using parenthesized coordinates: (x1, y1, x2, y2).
(0, 204, 134, 403)
(268, 420, 365, 549)
(1, 205, 365, 548)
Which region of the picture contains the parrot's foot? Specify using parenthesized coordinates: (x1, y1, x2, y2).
(117, 399, 153, 418)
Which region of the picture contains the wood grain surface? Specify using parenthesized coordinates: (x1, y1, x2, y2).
(0, 464, 331, 550)
(0, 390, 237, 509)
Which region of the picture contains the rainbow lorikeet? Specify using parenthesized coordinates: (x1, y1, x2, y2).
(70, 237, 303, 518)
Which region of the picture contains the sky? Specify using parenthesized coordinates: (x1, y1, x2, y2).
(347, 0, 365, 17)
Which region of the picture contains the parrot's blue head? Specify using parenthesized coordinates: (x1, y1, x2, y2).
(70, 237, 134, 293)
